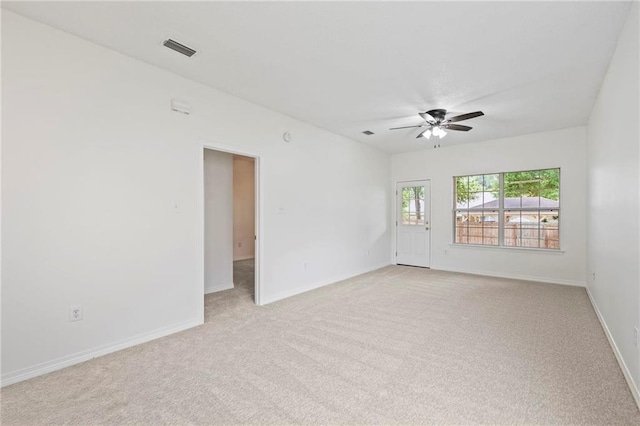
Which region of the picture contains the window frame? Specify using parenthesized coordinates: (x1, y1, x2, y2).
(453, 168, 561, 250)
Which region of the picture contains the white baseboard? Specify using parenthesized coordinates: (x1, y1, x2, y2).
(586, 287, 640, 409)
(1, 318, 202, 388)
(430, 264, 586, 287)
(205, 282, 234, 294)
(261, 263, 390, 305)
(233, 256, 255, 261)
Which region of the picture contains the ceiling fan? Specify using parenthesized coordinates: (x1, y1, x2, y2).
(390, 109, 484, 140)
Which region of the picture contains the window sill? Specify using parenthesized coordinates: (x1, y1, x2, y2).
(449, 243, 564, 255)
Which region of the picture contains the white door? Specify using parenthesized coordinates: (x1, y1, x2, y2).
(396, 180, 431, 267)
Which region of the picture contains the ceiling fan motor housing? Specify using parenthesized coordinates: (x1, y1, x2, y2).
(425, 109, 447, 122)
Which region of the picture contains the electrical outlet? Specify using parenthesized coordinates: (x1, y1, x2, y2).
(592, 272, 596, 281)
(70, 306, 83, 322)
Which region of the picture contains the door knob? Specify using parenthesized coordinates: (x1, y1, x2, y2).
(425, 226, 430, 230)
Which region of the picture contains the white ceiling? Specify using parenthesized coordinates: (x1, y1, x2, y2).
(3, 1, 631, 153)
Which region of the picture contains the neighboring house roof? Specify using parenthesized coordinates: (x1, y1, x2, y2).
(471, 197, 559, 209)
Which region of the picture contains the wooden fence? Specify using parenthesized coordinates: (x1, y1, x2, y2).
(455, 223, 559, 249)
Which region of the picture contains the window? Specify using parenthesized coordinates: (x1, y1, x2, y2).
(401, 186, 425, 225)
(454, 168, 560, 249)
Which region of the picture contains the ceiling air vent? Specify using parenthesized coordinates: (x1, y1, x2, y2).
(163, 39, 197, 57)
(362, 130, 374, 135)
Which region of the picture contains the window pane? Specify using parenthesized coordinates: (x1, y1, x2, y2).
(540, 210, 559, 249)
(469, 175, 484, 191)
(504, 169, 559, 211)
(400, 188, 411, 225)
(455, 173, 500, 246)
(520, 219, 540, 247)
(455, 211, 468, 243)
(456, 210, 499, 246)
(456, 174, 484, 209)
(455, 176, 469, 209)
(482, 174, 499, 192)
(540, 210, 559, 227)
(540, 169, 560, 202)
(481, 211, 499, 245)
(520, 237, 541, 248)
(402, 186, 425, 226)
(505, 169, 540, 209)
(505, 211, 535, 247)
(504, 210, 559, 249)
(468, 192, 485, 209)
(504, 212, 521, 247)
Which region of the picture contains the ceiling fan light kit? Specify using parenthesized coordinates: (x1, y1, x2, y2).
(390, 108, 484, 145)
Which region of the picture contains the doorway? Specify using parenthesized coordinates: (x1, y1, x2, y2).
(231, 154, 256, 301)
(202, 143, 261, 321)
(396, 180, 431, 267)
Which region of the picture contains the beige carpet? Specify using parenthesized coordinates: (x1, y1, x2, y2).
(204, 259, 256, 323)
(2, 264, 639, 425)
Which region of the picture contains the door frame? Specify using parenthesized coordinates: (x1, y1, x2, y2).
(199, 138, 263, 317)
(393, 179, 432, 267)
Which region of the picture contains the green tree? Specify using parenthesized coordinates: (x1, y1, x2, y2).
(402, 186, 424, 219)
(456, 175, 488, 205)
(503, 169, 559, 200)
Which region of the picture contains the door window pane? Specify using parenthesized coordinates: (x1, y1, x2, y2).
(401, 186, 425, 225)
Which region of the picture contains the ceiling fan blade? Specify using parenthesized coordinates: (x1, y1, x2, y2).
(418, 112, 435, 123)
(446, 111, 484, 123)
(389, 125, 427, 130)
(443, 124, 472, 131)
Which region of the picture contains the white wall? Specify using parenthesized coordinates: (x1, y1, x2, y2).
(391, 126, 587, 286)
(233, 156, 255, 261)
(586, 2, 639, 400)
(1, 12, 391, 385)
(204, 150, 234, 293)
